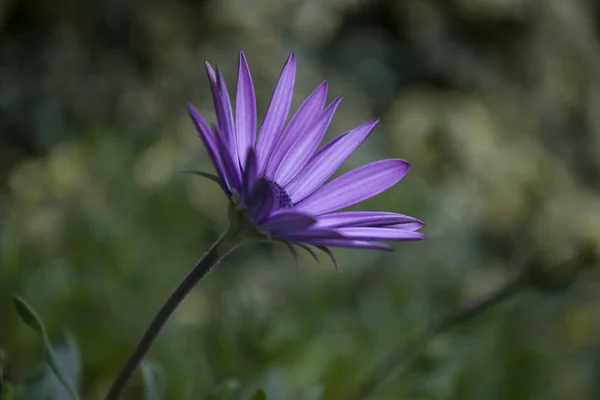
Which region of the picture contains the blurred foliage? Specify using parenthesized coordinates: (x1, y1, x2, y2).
(13, 296, 80, 399)
(2, 0, 600, 398)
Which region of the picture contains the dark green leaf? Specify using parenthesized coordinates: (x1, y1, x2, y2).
(13, 296, 80, 400)
(13, 296, 44, 335)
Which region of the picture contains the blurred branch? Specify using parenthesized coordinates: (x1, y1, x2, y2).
(345, 273, 528, 400)
(347, 239, 599, 399)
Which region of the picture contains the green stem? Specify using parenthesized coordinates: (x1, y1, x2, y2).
(105, 227, 244, 400)
(346, 274, 527, 400)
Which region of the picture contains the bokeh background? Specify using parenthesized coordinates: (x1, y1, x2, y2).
(3, 0, 600, 398)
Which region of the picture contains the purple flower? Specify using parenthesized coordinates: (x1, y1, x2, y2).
(187, 52, 424, 260)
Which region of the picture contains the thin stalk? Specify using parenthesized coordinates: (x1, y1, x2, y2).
(105, 227, 244, 400)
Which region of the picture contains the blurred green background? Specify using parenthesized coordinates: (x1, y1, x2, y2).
(2, 0, 600, 398)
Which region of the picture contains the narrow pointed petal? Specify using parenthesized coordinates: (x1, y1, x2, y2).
(262, 211, 316, 233)
(255, 54, 297, 173)
(307, 239, 393, 251)
(246, 178, 275, 223)
(242, 148, 258, 201)
(236, 52, 257, 167)
(215, 70, 236, 138)
(277, 228, 343, 242)
(336, 227, 426, 241)
(186, 104, 231, 193)
(315, 211, 419, 228)
(295, 159, 410, 215)
(286, 120, 379, 203)
(213, 125, 241, 192)
(265, 81, 329, 179)
(271, 97, 342, 186)
(205, 64, 241, 184)
(204, 61, 217, 85)
(387, 221, 424, 231)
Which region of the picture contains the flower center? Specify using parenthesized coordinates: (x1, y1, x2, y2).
(270, 180, 293, 209)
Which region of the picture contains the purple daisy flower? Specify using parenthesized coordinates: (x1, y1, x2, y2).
(105, 53, 426, 400)
(186, 51, 424, 262)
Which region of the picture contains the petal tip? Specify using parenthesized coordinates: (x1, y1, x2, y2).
(284, 53, 297, 70)
(185, 102, 197, 113)
(239, 51, 250, 68)
(393, 159, 411, 173)
(204, 61, 217, 83)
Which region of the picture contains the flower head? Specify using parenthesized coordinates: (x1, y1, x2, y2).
(187, 52, 424, 260)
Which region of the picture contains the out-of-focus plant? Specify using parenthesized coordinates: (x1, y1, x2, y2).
(3, 1, 600, 398)
(11, 296, 81, 400)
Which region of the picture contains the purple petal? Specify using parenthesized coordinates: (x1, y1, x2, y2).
(278, 228, 343, 242)
(270, 97, 342, 186)
(286, 120, 378, 203)
(215, 70, 236, 138)
(246, 178, 275, 223)
(385, 221, 424, 231)
(242, 148, 258, 201)
(236, 52, 257, 167)
(255, 54, 297, 173)
(204, 61, 217, 85)
(213, 124, 241, 192)
(261, 211, 316, 233)
(265, 81, 329, 179)
(336, 227, 425, 241)
(186, 104, 231, 194)
(295, 159, 411, 215)
(302, 239, 393, 251)
(205, 64, 241, 185)
(315, 211, 419, 228)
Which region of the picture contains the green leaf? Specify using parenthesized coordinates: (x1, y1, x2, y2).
(141, 360, 165, 400)
(13, 296, 80, 400)
(17, 332, 81, 400)
(50, 332, 81, 396)
(249, 389, 267, 400)
(13, 297, 44, 334)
